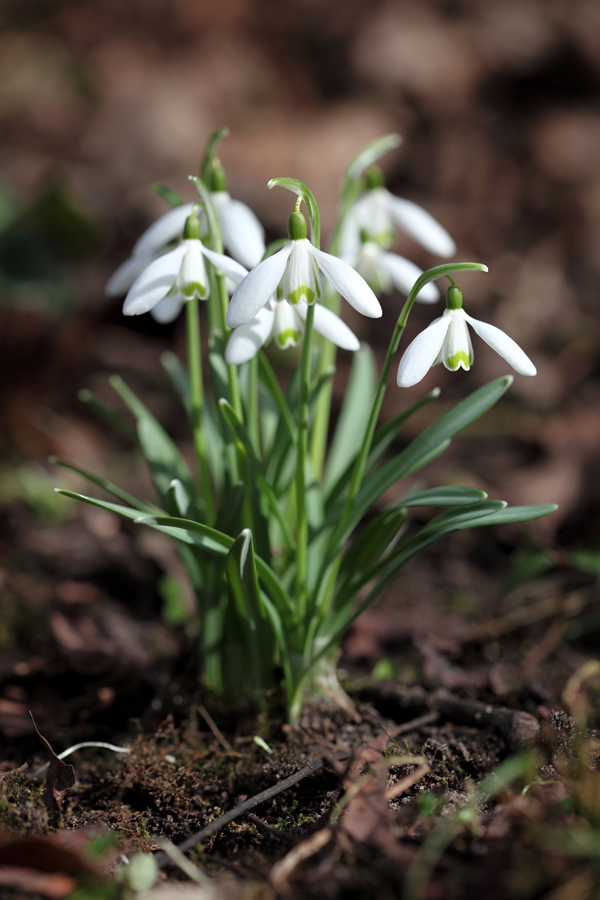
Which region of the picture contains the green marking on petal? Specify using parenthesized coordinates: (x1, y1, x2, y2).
(288, 285, 315, 305)
(182, 281, 207, 299)
(276, 286, 283, 300)
(276, 328, 302, 349)
(445, 350, 471, 371)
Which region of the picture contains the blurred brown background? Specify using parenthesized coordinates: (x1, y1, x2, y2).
(1, 0, 600, 726)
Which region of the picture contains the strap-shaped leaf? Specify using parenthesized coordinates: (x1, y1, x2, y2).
(143, 515, 295, 620)
(77, 389, 137, 443)
(161, 351, 191, 416)
(51, 458, 161, 515)
(324, 344, 377, 494)
(165, 479, 191, 517)
(109, 376, 196, 501)
(399, 486, 487, 508)
(324, 388, 441, 509)
(337, 506, 407, 593)
(257, 352, 296, 442)
(451, 503, 558, 528)
(226, 530, 263, 623)
(150, 183, 184, 207)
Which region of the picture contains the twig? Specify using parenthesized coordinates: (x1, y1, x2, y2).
(386, 763, 430, 801)
(457, 591, 587, 643)
(156, 749, 351, 867)
(197, 703, 241, 756)
(389, 711, 439, 737)
(246, 813, 295, 844)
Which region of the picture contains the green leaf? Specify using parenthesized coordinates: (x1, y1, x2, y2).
(226, 530, 263, 621)
(165, 479, 191, 517)
(77, 389, 137, 443)
(399, 486, 487, 508)
(50, 457, 161, 515)
(160, 351, 191, 416)
(257, 352, 296, 442)
(145, 516, 295, 620)
(337, 506, 407, 593)
(150, 183, 184, 207)
(324, 387, 441, 509)
(324, 344, 377, 494)
(346, 133, 402, 182)
(109, 375, 196, 501)
(452, 503, 558, 529)
(215, 482, 245, 535)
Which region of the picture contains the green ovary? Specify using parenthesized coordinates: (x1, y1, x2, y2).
(182, 281, 207, 299)
(445, 351, 471, 371)
(287, 285, 315, 306)
(276, 328, 301, 349)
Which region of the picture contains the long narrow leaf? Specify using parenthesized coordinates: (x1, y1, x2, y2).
(399, 486, 487, 508)
(51, 458, 161, 515)
(77, 389, 138, 443)
(324, 344, 377, 494)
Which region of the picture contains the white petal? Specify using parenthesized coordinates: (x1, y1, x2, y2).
(177, 241, 208, 299)
(442, 309, 473, 370)
(311, 247, 382, 318)
(123, 244, 186, 316)
(378, 252, 439, 302)
(386, 193, 456, 258)
(218, 198, 265, 269)
(151, 294, 185, 323)
(132, 203, 195, 258)
(279, 240, 321, 306)
(396, 316, 450, 387)
(297, 303, 360, 351)
(463, 313, 537, 376)
(226, 244, 293, 328)
(352, 189, 394, 246)
(272, 302, 304, 349)
(224, 305, 275, 365)
(105, 254, 155, 297)
(201, 245, 248, 286)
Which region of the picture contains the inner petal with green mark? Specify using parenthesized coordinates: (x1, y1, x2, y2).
(182, 281, 208, 299)
(287, 284, 315, 306)
(276, 328, 302, 348)
(444, 350, 471, 371)
(278, 239, 321, 307)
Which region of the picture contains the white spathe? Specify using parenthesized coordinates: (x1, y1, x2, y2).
(349, 187, 456, 258)
(226, 239, 382, 329)
(396, 308, 537, 388)
(106, 194, 265, 298)
(225, 297, 360, 365)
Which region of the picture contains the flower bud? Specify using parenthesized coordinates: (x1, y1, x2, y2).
(206, 159, 227, 193)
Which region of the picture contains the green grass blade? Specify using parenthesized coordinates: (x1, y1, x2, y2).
(77, 389, 138, 443)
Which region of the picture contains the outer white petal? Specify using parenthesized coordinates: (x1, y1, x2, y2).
(217, 197, 265, 269)
(226, 243, 293, 328)
(463, 313, 537, 376)
(297, 303, 360, 351)
(397, 316, 450, 387)
(200, 246, 248, 286)
(151, 294, 185, 323)
(132, 203, 195, 258)
(378, 252, 439, 302)
(385, 193, 456, 258)
(311, 247, 382, 318)
(224, 305, 275, 365)
(123, 244, 187, 316)
(105, 254, 156, 297)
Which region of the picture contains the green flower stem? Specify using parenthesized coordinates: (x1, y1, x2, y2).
(308, 283, 340, 480)
(216, 272, 243, 420)
(345, 262, 488, 511)
(295, 301, 316, 614)
(247, 355, 260, 456)
(186, 297, 215, 523)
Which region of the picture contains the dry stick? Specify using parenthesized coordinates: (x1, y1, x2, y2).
(197, 703, 241, 756)
(389, 711, 439, 737)
(156, 749, 352, 868)
(458, 590, 587, 643)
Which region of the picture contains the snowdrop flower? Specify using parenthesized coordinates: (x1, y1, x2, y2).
(225, 297, 360, 365)
(342, 166, 456, 259)
(226, 210, 381, 329)
(342, 235, 440, 304)
(397, 284, 537, 388)
(122, 214, 247, 319)
(105, 175, 265, 300)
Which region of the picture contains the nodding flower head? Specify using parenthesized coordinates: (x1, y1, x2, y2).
(226, 210, 382, 329)
(397, 282, 537, 388)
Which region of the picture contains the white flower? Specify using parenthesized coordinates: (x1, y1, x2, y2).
(225, 298, 360, 365)
(345, 187, 456, 258)
(122, 216, 247, 318)
(226, 223, 381, 329)
(397, 307, 537, 388)
(342, 237, 439, 304)
(105, 193, 265, 300)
